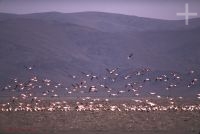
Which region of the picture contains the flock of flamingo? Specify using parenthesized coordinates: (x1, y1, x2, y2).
(0, 54, 200, 112)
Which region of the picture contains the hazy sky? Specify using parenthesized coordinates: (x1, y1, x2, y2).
(0, 0, 199, 20)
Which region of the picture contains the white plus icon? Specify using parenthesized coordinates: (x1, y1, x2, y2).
(176, 3, 198, 25)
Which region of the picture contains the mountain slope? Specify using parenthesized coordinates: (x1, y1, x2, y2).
(1, 12, 200, 32)
(0, 12, 200, 96)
